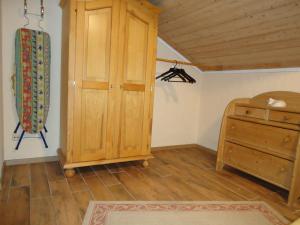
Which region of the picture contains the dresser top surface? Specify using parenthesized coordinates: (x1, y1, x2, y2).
(236, 91, 300, 113)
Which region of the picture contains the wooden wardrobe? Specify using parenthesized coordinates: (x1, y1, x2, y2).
(59, 0, 159, 177)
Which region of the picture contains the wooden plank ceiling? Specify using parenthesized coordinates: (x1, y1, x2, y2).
(149, 0, 300, 71)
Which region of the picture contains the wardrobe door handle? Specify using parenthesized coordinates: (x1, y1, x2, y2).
(280, 167, 286, 172)
(108, 84, 122, 90)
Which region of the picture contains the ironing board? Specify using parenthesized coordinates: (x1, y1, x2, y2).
(14, 28, 50, 149)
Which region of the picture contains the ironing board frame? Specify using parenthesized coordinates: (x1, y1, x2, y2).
(14, 122, 48, 150)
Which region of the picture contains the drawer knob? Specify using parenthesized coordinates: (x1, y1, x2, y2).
(231, 125, 235, 129)
(245, 110, 250, 114)
(283, 116, 289, 121)
(283, 136, 291, 143)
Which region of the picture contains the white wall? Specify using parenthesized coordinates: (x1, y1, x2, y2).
(197, 70, 300, 150)
(152, 38, 202, 147)
(1, 0, 62, 160)
(0, 0, 4, 178)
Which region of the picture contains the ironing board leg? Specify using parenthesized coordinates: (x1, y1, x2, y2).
(14, 122, 21, 134)
(40, 131, 48, 148)
(15, 130, 25, 150)
(44, 126, 48, 133)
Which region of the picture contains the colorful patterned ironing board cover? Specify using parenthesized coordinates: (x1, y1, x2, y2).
(15, 28, 50, 134)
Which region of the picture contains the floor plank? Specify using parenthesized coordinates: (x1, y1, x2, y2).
(92, 165, 120, 186)
(30, 197, 56, 225)
(67, 173, 88, 193)
(154, 155, 243, 200)
(50, 178, 82, 225)
(30, 163, 50, 198)
(49, 179, 72, 198)
(125, 166, 177, 200)
(73, 191, 93, 218)
(45, 161, 65, 182)
(51, 195, 82, 225)
(84, 176, 115, 200)
(4, 186, 30, 225)
(147, 158, 174, 177)
(109, 184, 134, 200)
(0, 166, 13, 202)
(113, 171, 162, 200)
(10, 164, 30, 187)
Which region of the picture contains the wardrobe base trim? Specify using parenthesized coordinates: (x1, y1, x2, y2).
(58, 148, 153, 169)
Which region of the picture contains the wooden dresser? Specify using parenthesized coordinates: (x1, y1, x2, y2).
(216, 91, 300, 206)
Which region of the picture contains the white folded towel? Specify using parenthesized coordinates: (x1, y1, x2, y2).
(267, 98, 287, 108)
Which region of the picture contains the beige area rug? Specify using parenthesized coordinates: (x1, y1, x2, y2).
(82, 201, 289, 225)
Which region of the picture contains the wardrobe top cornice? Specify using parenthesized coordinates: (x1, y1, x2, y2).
(59, 0, 160, 14)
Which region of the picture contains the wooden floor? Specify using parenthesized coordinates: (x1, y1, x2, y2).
(1, 147, 300, 225)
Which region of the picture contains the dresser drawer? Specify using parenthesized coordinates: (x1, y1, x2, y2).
(226, 118, 299, 159)
(269, 110, 300, 125)
(235, 106, 266, 120)
(224, 142, 293, 189)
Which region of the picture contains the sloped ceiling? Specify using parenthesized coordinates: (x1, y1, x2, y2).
(150, 0, 300, 71)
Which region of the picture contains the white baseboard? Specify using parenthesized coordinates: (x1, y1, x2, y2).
(151, 144, 216, 155)
(0, 163, 3, 190)
(5, 155, 58, 166)
(3, 144, 216, 166)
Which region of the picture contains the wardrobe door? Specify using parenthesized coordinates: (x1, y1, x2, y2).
(72, 0, 119, 162)
(117, 0, 158, 158)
